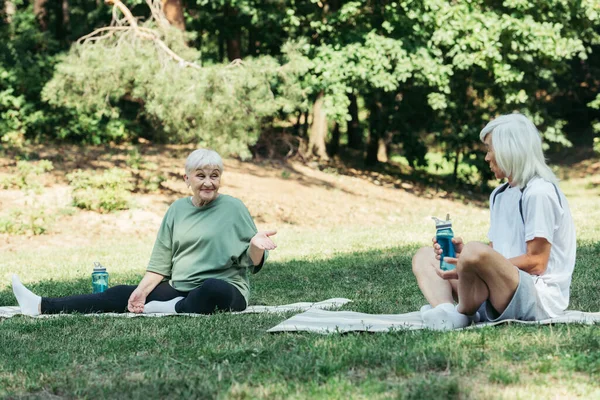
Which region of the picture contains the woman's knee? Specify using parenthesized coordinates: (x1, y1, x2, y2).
(200, 278, 228, 296)
(458, 242, 492, 271)
(189, 279, 232, 305)
(183, 279, 234, 314)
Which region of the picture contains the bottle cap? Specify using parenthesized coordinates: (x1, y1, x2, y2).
(432, 214, 452, 229)
(93, 261, 106, 272)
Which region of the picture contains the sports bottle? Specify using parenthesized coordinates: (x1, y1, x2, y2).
(432, 214, 456, 271)
(92, 262, 109, 293)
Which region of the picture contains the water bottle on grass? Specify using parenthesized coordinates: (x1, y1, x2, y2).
(92, 262, 109, 293)
(432, 214, 456, 271)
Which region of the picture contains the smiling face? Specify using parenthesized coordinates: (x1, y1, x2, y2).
(484, 133, 507, 181)
(185, 166, 221, 205)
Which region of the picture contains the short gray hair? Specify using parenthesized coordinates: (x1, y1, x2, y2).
(185, 149, 224, 175)
(479, 113, 557, 188)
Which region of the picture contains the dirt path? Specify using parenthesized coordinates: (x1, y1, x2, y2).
(0, 145, 478, 251)
(4, 145, 597, 252)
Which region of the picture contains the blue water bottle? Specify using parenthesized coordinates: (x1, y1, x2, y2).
(92, 262, 109, 293)
(432, 214, 456, 271)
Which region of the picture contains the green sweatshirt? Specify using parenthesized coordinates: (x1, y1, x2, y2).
(146, 194, 266, 303)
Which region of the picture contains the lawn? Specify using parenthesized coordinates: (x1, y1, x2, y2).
(1, 159, 599, 399)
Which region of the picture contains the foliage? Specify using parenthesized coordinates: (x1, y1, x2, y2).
(0, 2, 59, 148)
(3, 0, 600, 182)
(587, 97, 600, 154)
(42, 19, 304, 158)
(0, 206, 53, 235)
(0, 1, 114, 147)
(67, 168, 133, 213)
(136, 172, 167, 193)
(124, 147, 167, 193)
(252, 0, 600, 177)
(0, 159, 53, 193)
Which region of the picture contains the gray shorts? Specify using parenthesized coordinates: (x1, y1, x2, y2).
(478, 268, 551, 322)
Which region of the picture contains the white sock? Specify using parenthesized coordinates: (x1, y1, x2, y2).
(422, 303, 473, 331)
(11, 275, 41, 316)
(143, 297, 184, 314)
(420, 304, 433, 315)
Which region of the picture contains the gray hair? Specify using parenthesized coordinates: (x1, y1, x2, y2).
(185, 149, 224, 175)
(479, 113, 558, 188)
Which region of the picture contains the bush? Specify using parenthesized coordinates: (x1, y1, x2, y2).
(0, 159, 53, 193)
(135, 170, 167, 193)
(0, 207, 53, 236)
(67, 168, 133, 213)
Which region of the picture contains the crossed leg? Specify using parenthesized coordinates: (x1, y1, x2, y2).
(412, 242, 520, 329)
(454, 242, 519, 316)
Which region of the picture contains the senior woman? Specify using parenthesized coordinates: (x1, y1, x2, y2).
(12, 149, 277, 315)
(412, 113, 576, 330)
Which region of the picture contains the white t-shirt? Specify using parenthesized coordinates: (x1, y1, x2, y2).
(488, 177, 576, 317)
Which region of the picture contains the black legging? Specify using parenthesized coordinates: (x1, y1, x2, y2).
(41, 278, 247, 314)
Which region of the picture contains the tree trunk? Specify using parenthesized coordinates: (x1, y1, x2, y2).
(3, 0, 15, 23)
(62, 0, 70, 28)
(56, 0, 70, 41)
(365, 95, 383, 166)
(308, 91, 329, 160)
(161, 0, 185, 30)
(302, 110, 309, 138)
(453, 149, 461, 183)
(293, 110, 303, 137)
(328, 123, 340, 157)
(347, 93, 362, 150)
(377, 138, 388, 163)
(366, 134, 380, 166)
(33, 0, 48, 30)
(377, 130, 394, 163)
(227, 34, 241, 61)
(248, 27, 256, 56)
(218, 28, 225, 62)
(224, 4, 241, 61)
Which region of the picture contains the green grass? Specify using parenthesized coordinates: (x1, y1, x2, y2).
(1, 179, 600, 398)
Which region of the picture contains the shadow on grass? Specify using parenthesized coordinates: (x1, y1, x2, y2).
(1, 243, 600, 399)
(0, 244, 423, 313)
(2, 241, 599, 313)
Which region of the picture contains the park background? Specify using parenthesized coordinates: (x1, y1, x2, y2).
(1, 0, 600, 398)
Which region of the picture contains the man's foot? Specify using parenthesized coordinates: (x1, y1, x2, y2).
(11, 275, 41, 316)
(143, 297, 184, 314)
(422, 303, 478, 331)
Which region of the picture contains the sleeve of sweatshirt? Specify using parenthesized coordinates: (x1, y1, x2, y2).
(234, 200, 268, 274)
(146, 206, 174, 277)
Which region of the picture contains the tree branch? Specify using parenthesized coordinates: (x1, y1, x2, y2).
(74, 0, 203, 69)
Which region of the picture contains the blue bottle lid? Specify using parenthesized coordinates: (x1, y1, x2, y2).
(432, 214, 452, 229)
(93, 261, 107, 272)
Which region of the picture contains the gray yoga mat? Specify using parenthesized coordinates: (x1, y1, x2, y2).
(0, 298, 352, 319)
(267, 308, 600, 334)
